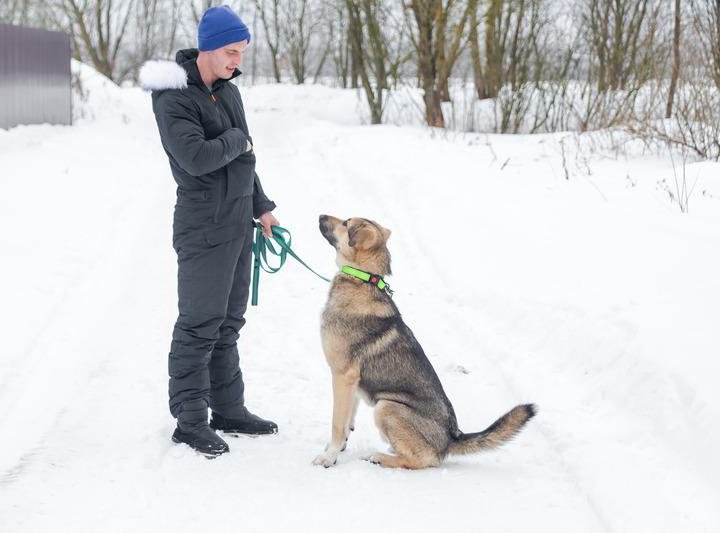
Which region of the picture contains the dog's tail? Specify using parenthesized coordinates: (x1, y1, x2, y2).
(448, 403, 537, 455)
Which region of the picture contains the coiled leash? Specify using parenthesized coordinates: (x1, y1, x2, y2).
(251, 222, 330, 305)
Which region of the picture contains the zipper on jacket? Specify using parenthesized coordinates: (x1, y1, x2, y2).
(204, 81, 216, 103)
(204, 83, 226, 223)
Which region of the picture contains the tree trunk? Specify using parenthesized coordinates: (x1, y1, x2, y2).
(253, 0, 282, 83)
(469, 0, 487, 99)
(484, 0, 503, 98)
(665, 0, 681, 118)
(409, 0, 445, 127)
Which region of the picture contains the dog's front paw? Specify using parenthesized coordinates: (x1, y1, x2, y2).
(312, 452, 338, 468)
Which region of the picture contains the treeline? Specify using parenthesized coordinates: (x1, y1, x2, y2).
(2, 0, 719, 159)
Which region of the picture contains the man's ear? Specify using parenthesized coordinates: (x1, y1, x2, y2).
(348, 224, 374, 249)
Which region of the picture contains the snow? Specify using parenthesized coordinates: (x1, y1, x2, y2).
(1, 61, 719, 532)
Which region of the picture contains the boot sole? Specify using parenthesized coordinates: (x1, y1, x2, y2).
(214, 427, 278, 436)
(171, 435, 228, 458)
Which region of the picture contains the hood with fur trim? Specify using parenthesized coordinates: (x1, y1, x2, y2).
(138, 60, 187, 91)
(139, 48, 241, 91)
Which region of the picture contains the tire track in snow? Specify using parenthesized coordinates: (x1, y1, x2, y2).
(0, 169, 165, 479)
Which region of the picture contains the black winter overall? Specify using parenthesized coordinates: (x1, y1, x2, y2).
(150, 49, 275, 430)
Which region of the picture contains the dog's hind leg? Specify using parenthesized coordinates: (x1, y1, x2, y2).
(313, 366, 360, 468)
(365, 400, 441, 470)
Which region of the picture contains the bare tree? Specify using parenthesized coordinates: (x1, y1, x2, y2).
(691, 0, 720, 89)
(311, 19, 333, 83)
(189, 0, 213, 25)
(253, 0, 282, 82)
(485, 0, 551, 132)
(345, 0, 407, 123)
(0, 0, 66, 30)
(404, 0, 472, 127)
(0, 0, 33, 24)
(567, 0, 669, 131)
(468, 0, 487, 100)
(250, 5, 259, 83)
(629, 2, 720, 162)
(328, 1, 351, 87)
(282, 0, 322, 84)
(436, 2, 471, 102)
(116, 0, 182, 82)
(482, 0, 505, 99)
(666, 0, 681, 118)
(60, 0, 136, 82)
(582, 0, 664, 92)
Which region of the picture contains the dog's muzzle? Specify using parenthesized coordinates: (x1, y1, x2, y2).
(319, 215, 337, 246)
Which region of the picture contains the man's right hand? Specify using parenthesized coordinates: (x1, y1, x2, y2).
(257, 211, 279, 238)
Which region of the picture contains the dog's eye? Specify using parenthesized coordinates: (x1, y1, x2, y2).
(342, 220, 348, 227)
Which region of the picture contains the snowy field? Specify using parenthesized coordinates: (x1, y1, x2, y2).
(1, 62, 719, 532)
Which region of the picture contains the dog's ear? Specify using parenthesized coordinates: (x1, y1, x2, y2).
(348, 223, 374, 249)
(381, 227, 391, 242)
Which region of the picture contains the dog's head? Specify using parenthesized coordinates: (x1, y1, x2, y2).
(319, 215, 392, 275)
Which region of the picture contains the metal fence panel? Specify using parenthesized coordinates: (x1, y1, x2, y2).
(0, 23, 71, 130)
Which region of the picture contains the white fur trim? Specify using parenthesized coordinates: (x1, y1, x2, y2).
(139, 60, 188, 90)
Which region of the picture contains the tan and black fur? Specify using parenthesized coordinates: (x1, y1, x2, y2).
(313, 214, 536, 469)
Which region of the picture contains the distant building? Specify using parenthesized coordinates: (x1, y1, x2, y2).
(0, 23, 71, 130)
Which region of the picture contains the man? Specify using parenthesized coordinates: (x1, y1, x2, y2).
(140, 5, 278, 457)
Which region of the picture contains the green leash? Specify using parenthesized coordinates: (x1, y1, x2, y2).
(251, 222, 330, 305)
(251, 223, 394, 305)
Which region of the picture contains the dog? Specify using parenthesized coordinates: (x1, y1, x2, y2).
(313, 214, 536, 469)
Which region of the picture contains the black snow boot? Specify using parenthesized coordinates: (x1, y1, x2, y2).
(210, 407, 278, 435)
(172, 425, 230, 457)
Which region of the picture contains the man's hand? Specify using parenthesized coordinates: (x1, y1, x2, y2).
(257, 211, 279, 238)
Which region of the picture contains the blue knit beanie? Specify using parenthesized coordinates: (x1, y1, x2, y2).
(197, 5, 251, 51)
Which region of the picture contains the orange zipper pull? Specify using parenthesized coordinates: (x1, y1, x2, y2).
(210, 94, 217, 103)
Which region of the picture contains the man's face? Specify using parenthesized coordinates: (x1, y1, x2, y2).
(209, 40, 249, 79)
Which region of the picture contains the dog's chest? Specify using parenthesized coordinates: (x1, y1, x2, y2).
(320, 312, 354, 371)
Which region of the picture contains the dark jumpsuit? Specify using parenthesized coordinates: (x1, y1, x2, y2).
(150, 48, 275, 430)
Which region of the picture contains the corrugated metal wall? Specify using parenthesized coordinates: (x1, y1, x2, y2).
(0, 23, 71, 130)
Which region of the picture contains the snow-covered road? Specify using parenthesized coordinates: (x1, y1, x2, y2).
(1, 64, 719, 532)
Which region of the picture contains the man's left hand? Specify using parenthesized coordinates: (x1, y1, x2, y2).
(257, 211, 280, 238)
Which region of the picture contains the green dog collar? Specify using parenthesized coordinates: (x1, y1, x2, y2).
(341, 265, 393, 296)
